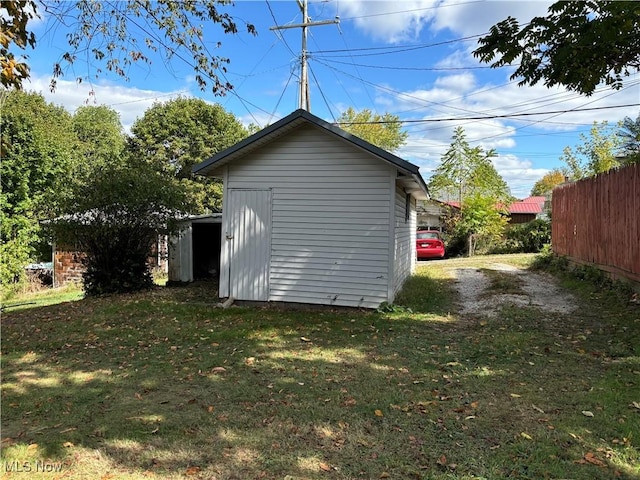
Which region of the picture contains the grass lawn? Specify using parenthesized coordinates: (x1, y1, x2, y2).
(1, 254, 638, 479)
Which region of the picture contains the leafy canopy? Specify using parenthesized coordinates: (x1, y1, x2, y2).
(128, 97, 248, 213)
(0, 90, 79, 288)
(428, 127, 510, 204)
(618, 114, 640, 166)
(561, 121, 622, 180)
(336, 108, 408, 153)
(474, 1, 640, 95)
(530, 169, 565, 197)
(429, 127, 510, 256)
(1, 1, 256, 93)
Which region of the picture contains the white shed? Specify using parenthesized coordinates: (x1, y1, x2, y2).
(193, 109, 429, 308)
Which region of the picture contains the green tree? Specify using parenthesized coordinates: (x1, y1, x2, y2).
(430, 127, 510, 256)
(474, 1, 640, 96)
(2, 1, 256, 93)
(53, 159, 191, 296)
(337, 108, 408, 152)
(72, 105, 126, 176)
(429, 127, 510, 204)
(455, 194, 509, 256)
(561, 121, 621, 180)
(0, 90, 78, 290)
(530, 169, 566, 196)
(618, 114, 640, 165)
(128, 97, 248, 213)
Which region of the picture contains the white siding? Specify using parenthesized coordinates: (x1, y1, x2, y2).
(393, 184, 417, 297)
(225, 124, 394, 308)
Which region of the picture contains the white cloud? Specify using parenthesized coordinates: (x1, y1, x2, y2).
(338, 0, 438, 43)
(431, 1, 553, 37)
(25, 74, 189, 133)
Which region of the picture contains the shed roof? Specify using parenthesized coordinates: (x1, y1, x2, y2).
(193, 109, 429, 200)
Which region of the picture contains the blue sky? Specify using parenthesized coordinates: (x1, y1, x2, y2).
(24, 0, 640, 198)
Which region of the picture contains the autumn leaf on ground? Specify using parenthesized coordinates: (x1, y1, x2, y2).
(582, 410, 594, 417)
(576, 452, 606, 467)
(211, 366, 226, 374)
(510, 393, 521, 398)
(319, 462, 332, 472)
(374, 409, 384, 417)
(520, 432, 533, 440)
(185, 466, 201, 475)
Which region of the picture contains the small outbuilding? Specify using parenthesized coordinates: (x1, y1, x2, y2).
(193, 109, 429, 308)
(168, 214, 222, 283)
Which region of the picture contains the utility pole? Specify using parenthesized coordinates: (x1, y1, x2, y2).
(270, 0, 339, 111)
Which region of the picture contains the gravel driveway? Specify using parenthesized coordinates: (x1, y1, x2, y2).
(447, 262, 577, 317)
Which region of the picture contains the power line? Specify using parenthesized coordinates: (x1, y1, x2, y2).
(334, 104, 640, 126)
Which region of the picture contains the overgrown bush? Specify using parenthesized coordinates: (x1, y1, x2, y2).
(494, 219, 551, 254)
(52, 161, 190, 296)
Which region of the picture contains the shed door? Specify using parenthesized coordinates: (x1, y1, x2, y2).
(227, 189, 272, 301)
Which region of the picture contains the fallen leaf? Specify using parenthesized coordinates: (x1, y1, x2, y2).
(300, 337, 312, 342)
(319, 462, 331, 472)
(510, 393, 521, 398)
(532, 404, 545, 414)
(207, 405, 215, 413)
(211, 367, 226, 374)
(342, 397, 357, 407)
(185, 466, 201, 475)
(631, 401, 640, 410)
(135, 392, 143, 400)
(580, 452, 606, 467)
(470, 401, 479, 409)
(437, 455, 447, 466)
(245, 357, 255, 366)
(374, 409, 384, 417)
(520, 432, 533, 440)
(380, 472, 390, 478)
(582, 410, 595, 417)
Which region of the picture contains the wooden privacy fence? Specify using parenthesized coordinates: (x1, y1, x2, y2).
(552, 163, 640, 284)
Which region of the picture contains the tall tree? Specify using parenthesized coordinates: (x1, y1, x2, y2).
(0, 91, 78, 289)
(530, 169, 566, 196)
(429, 127, 510, 256)
(1, 1, 256, 92)
(337, 108, 408, 152)
(618, 114, 640, 166)
(72, 105, 126, 177)
(429, 127, 510, 204)
(561, 121, 621, 180)
(128, 97, 248, 212)
(474, 1, 640, 96)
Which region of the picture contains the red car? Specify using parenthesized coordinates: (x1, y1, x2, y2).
(416, 230, 445, 259)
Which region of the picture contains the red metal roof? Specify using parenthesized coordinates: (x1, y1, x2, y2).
(509, 196, 545, 214)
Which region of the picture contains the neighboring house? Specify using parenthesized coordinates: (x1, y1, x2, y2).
(508, 196, 548, 224)
(417, 199, 460, 231)
(192, 109, 429, 309)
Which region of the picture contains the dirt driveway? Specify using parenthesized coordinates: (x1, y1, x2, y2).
(437, 258, 578, 318)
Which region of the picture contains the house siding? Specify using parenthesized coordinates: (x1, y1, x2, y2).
(393, 185, 417, 297)
(223, 124, 394, 308)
